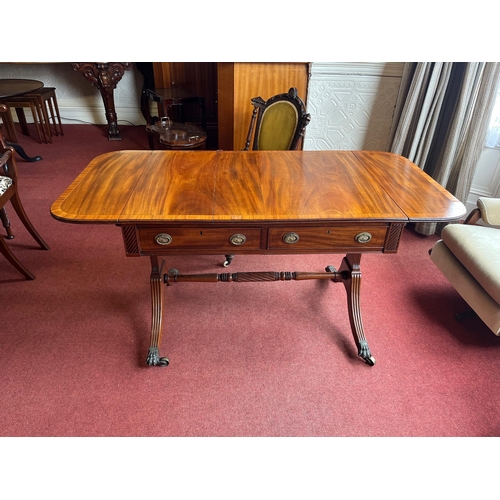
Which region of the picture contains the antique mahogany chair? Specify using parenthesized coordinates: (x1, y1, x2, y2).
(430, 197, 500, 334)
(223, 88, 311, 267)
(0, 131, 49, 279)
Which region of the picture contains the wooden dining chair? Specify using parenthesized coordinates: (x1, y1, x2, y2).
(0, 131, 49, 279)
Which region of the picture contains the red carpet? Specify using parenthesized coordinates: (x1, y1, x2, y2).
(1, 124, 499, 437)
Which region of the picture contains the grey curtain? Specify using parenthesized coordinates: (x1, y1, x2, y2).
(390, 62, 500, 235)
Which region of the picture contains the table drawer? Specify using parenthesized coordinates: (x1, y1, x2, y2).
(138, 227, 262, 252)
(267, 225, 389, 250)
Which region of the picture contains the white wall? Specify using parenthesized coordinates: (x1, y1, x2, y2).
(466, 146, 500, 215)
(465, 87, 500, 216)
(0, 63, 147, 126)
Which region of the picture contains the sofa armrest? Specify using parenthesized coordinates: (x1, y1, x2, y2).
(478, 198, 500, 226)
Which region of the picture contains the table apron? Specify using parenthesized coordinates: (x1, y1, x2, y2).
(120, 222, 406, 256)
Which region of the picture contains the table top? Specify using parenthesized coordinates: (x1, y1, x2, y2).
(50, 150, 466, 225)
(0, 78, 44, 99)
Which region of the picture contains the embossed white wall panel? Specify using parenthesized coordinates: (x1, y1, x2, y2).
(304, 63, 404, 151)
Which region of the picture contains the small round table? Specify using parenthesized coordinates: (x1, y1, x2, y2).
(146, 121, 207, 150)
(0, 78, 44, 99)
(0, 78, 44, 162)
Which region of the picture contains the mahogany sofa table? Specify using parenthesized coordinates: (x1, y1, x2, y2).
(50, 150, 466, 367)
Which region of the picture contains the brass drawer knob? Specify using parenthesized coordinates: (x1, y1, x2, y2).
(230, 233, 247, 245)
(355, 232, 372, 244)
(154, 233, 173, 245)
(283, 232, 300, 244)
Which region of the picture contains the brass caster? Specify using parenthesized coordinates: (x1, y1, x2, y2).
(223, 254, 234, 267)
(364, 356, 376, 366)
(159, 357, 170, 367)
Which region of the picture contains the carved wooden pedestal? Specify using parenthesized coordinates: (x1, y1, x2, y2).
(71, 62, 132, 140)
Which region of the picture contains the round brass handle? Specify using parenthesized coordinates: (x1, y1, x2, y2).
(154, 233, 173, 245)
(355, 232, 372, 244)
(229, 233, 247, 246)
(283, 232, 300, 244)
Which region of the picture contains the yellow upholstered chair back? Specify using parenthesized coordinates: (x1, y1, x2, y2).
(257, 101, 298, 150)
(243, 88, 310, 151)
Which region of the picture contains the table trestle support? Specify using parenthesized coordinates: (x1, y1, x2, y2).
(156, 254, 375, 367)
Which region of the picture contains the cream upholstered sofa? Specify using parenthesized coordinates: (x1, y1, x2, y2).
(430, 197, 500, 334)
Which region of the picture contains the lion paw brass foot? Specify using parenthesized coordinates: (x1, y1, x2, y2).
(146, 347, 170, 367)
(358, 341, 375, 366)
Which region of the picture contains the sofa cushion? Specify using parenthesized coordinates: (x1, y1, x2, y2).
(0, 175, 12, 196)
(441, 223, 500, 305)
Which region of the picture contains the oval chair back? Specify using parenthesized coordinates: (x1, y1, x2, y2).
(243, 88, 311, 151)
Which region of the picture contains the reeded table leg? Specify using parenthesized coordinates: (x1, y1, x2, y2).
(146, 256, 169, 366)
(328, 254, 375, 366)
